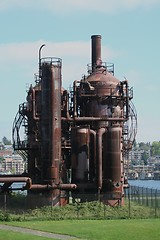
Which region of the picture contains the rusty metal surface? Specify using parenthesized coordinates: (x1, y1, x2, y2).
(103, 127, 123, 192)
(71, 127, 90, 183)
(50, 64, 61, 184)
(91, 35, 102, 69)
(10, 35, 137, 207)
(40, 59, 62, 185)
(30, 184, 77, 191)
(0, 177, 31, 183)
(0, 177, 32, 192)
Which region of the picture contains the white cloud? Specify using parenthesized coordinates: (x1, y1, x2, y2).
(0, 39, 118, 89)
(0, 40, 89, 63)
(0, 0, 160, 13)
(0, 39, 116, 67)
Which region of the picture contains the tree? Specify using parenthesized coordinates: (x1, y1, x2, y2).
(151, 141, 160, 156)
(0, 156, 4, 162)
(141, 152, 149, 165)
(2, 136, 11, 145)
(139, 142, 150, 151)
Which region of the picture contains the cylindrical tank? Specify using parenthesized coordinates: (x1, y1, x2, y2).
(71, 127, 90, 183)
(40, 63, 50, 182)
(103, 126, 123, 192)
(50, 60, 62, 185)
(40, 58, 62, 185)
(83, 72, 121, 128)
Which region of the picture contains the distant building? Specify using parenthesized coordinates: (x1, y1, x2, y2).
(0, 146, 26, 174)
(148, 156, 160, 165)
(130, 149, 143, 160)
(153, 162, 160, 180)
(154, 162, 160, 171)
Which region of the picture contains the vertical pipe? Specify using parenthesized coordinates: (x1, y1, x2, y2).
(91, 35, 102, 70)
(97, 128, 105, 190)
(32, 88, 39, 120)
(73, 80, 78, 117)
(124, 80, 129, 119)
(90, 129, 97, 176)
(63, 90, 70, 119)
(39, 44, 45, 78)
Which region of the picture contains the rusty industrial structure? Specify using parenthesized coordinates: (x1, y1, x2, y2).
(1, 35, 137, 206)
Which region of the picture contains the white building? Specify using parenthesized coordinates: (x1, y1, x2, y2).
(1, 153, 25, 174)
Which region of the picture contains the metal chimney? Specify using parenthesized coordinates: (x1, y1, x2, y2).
(91, 35, 102, 70)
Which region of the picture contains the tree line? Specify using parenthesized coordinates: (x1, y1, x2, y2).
(133, 141, 160, 158)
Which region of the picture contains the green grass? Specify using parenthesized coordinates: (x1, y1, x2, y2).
(4, 219, 160, 240)
(0, 229, 58, 240)
(0, 199, 160, 239)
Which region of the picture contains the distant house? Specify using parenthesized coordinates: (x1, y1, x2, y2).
(0, 145, 25, 174)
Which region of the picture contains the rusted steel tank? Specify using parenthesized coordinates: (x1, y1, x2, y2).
(83, 36, 122, 120)
(40, 58, 62, 185)
(103, 127, 123, 190)
(71, 127, 90, 183)
(11, 35, 137, 207)
(72, 35, 130, 205)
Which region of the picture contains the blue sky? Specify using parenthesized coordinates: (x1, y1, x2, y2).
(0, 0, 160, 143)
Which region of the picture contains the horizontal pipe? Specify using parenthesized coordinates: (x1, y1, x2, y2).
(54, 184, 77, 190)
(30, 183, 77, 191)
(62, 117, 126, 122)
(29, 184, 49, 190)
(0, 177, 31, 183)
(0, 177, 77, 191)
(0, 177, 32, 191)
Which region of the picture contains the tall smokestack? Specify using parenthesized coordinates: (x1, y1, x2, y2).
(91, 35, 102, 70)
